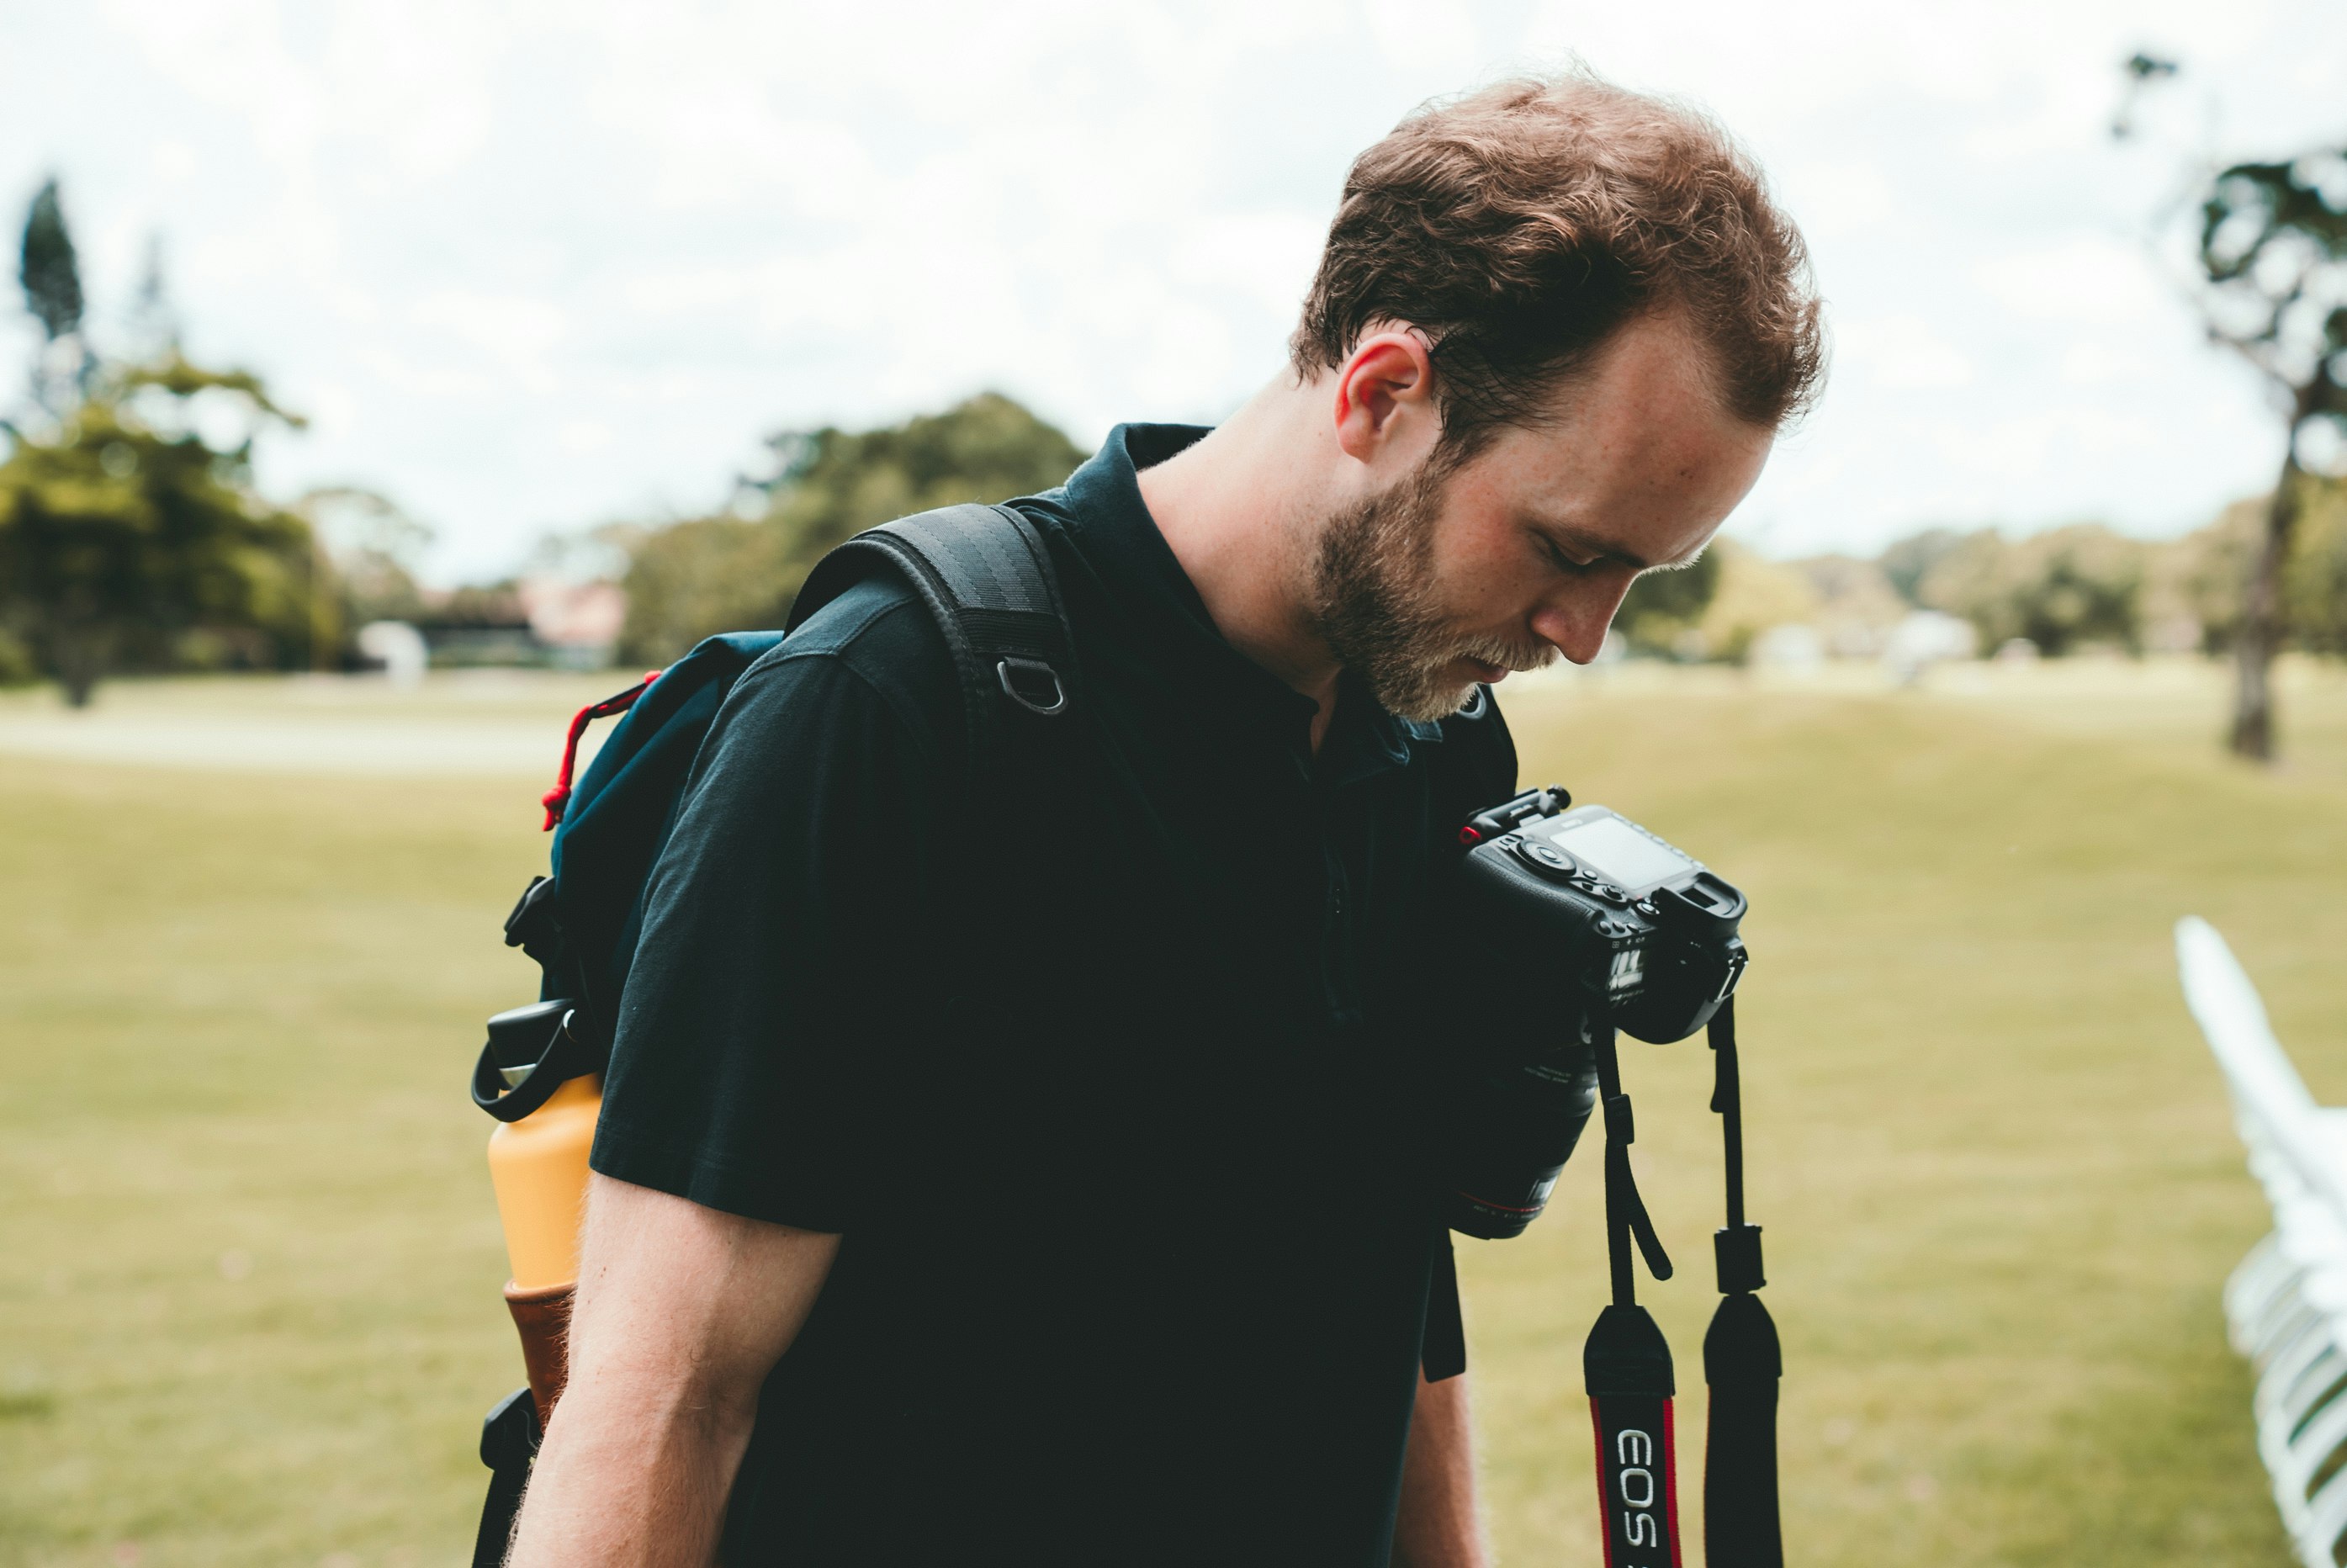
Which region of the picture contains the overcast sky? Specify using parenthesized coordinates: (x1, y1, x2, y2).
(6, 0, 2347, 582)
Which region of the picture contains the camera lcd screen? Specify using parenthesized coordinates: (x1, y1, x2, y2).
(1549, 815, 1694, 891)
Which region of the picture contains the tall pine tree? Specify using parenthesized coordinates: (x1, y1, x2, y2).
(17, 177, 89, 412)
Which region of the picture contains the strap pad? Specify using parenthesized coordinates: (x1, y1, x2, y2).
(1586, 1303, 1685, 1566)
(1703, 1291, 1785, 1568)
(787, 501, 1076, 775)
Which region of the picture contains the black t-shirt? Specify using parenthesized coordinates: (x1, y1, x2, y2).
(594, 424, 1518, 1565)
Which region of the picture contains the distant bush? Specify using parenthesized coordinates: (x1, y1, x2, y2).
(2288, 487, 2347, 654)
(1693, 544, 1822, 664)
(1614, 546, 1721, 656)
(2144, 479, 2347, 656)
(1878, 528, 1967, 606)
(1615, 542, 1822, 664)
(0, 625, 34, 686)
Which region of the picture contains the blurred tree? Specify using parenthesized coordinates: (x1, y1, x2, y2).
(620, 392, 1089, 664)
(17, 180, 81, 338)
(0, 358, 318, 704)
(2, 183, 326, 702)
(303, 485, 434, 632)
(1690, 542, 1817, 664)
(2192, 152, 2347, 757)
(614, 516, 781, 666)
(129, 233, 182, 361)
(2170, 482, 2347, 657)
(2119, 59, 2347, 756)
(1878, 527, 1966, 605)
(1916, 525, 2146, 656)
(17, 177, 91, 416)
(2107, 52, 2178, 143)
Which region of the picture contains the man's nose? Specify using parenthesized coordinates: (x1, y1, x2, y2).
(1531, 575, 1639, 665)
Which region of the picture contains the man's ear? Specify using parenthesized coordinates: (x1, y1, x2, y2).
(1332, 328, 1439, 468)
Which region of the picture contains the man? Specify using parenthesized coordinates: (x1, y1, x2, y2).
(510, 72, 1821, 1567)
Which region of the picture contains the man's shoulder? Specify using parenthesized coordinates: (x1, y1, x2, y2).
(716, 571, 962, 763)
(766, 570, 940, 667)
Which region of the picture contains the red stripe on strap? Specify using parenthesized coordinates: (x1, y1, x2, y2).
(1663, 1397, 1683, 1568)
(540, 670, 663, 830)
(1590, 1396, 1618, 1568)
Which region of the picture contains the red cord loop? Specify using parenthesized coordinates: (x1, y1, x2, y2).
(540, 670, 663, 831)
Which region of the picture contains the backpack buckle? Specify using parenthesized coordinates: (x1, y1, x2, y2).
(997, 656, 1068, 717)
(502, 876, 561, 954)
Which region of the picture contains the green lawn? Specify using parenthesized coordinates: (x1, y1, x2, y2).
(4, 660, 2344, 1566)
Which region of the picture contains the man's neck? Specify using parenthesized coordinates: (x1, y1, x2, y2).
(1135, 379, 1346, 744)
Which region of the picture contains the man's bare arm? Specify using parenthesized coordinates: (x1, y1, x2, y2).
(1393, 1368, 1490, 1568)
(505, 1173, 840, 1568)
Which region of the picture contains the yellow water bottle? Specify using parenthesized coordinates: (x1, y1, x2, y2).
(474, 999, 601, 1421)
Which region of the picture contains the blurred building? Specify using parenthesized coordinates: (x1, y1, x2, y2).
(518, 577, 626, 670)
(1793, 554, 1910, 659)
(1884, 610, 1979, 682)
(374, 578, 627, 671)
(354, 620, 429, 685)
(1749, 622, 1826, 673)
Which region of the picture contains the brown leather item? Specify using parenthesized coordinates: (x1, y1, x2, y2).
(503, 1279, 575, 1425)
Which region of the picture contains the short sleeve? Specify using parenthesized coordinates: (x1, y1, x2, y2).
(1422, 1232, 1467, 1381)
(590, 607, 954, 1234)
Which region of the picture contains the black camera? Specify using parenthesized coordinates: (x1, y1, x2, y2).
(1443, 787, 1748, 1239)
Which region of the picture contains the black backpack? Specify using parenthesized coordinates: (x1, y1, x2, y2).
(469, 501, 1075, 1563)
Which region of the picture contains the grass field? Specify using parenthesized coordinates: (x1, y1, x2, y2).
(5, 659, 2346, 1566)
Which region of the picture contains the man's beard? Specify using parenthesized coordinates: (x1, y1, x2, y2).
(1305, 458, 1558, 723)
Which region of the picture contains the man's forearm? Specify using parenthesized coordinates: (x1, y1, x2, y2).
(504, 1368, 754, 1568)
(1394, 1369, 1489, 1568)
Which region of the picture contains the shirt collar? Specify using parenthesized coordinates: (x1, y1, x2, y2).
(1042, 422, 1434, 782)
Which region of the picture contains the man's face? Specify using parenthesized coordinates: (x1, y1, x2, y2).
(1307, 310, 1775, 722)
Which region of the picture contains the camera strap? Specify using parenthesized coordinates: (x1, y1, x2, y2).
(1703, 997, 1784, 1568)
(1584, 1009, 1685, 1566)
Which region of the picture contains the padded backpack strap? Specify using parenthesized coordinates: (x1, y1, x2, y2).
(788, 502, 1076, 773)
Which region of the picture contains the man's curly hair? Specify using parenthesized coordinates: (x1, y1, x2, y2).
(1292, 72, 1826, 460)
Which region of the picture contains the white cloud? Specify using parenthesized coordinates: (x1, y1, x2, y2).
(6, 0, 2346, 578)
(1974, 237, 2166, 324)
(1836, 312, 1979, 390)
(2058, 342, 2156, 385)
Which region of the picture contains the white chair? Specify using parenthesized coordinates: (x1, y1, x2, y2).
(2179, 916, 2347, 1568)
